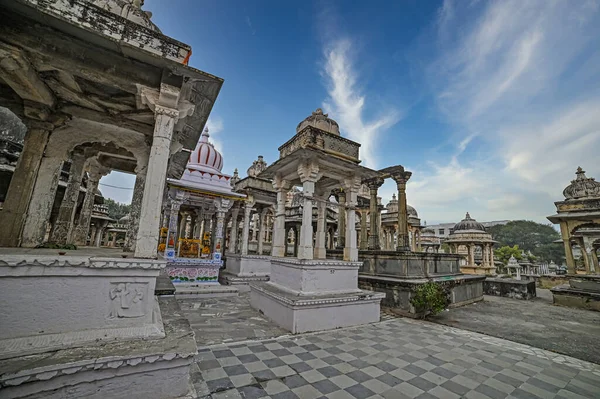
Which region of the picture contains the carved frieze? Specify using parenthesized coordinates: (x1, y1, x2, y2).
(108, 282, 147, 319)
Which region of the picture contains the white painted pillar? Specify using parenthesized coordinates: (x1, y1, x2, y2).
(241, 203, 253, 256)
(271, 176, 289, 257)
(178, 212, 188, 242)
(344, 177, 360, 262)
(213, 198, 232, 260)
(314, 194, 327, 259)
(134, 91, 180, 258)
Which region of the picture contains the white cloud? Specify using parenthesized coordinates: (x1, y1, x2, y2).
(321, 39, 401, 169)
(206, 117, 224, 155)
(409, 0, 600, 223)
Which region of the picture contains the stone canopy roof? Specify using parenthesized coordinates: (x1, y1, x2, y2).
(296, 108, 340, 136)
(453, 212, 486, 233)
(563, 167, 600, 200)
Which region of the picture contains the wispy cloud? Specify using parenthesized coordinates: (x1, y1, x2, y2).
(321, 39, 401, 169)
(409, 0, 600, 223)
(206, 117, 224, 154)
(245, 16, 256, 36)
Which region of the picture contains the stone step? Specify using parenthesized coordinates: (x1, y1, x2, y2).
(174, 284, 239, 298)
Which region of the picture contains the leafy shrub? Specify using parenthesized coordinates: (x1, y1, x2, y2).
(36, 242, 77, 250)
(410, 282, 449, 318)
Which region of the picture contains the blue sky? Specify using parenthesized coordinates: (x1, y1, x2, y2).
(100, 0, 600, 225)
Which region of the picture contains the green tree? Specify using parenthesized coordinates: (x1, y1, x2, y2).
(487, 221, 563, 263)
(494, 245, 522, 265)
(103, 198, 131, 220)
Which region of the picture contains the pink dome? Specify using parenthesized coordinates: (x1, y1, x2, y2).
(188, 127, 223, 172)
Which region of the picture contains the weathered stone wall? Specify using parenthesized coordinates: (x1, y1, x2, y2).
(328, 249, 462, 278)
(358, 274, 484, 318)
(483, 278, 536, 300)
(521, 275, 573, 289)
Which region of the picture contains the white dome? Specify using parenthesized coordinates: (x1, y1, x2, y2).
(188, 127, 223, 172)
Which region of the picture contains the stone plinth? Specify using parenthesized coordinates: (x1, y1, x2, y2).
(359, 274, 485, 318)
(460, 265, 497, 276)
(0, 297, 197, 399)
(250, 258, 384, 333)
(221, 253, 271, 291)
(166, 258, 222, 285)
(552, 275, 600, 312)
(483, 278, 536, 300)
(327, 250, 485, 317)
(0, 255, 165, 359)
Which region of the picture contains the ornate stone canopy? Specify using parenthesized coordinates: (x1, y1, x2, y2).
(563, 167, 600, 200)
(296, 108, 340, 136)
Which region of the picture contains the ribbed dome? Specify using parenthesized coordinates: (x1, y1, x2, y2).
(386, 194, 418, 217)
(421, 227, 435, 236)
(296, 108, 340, 136)
(563, 167, 600, 200)
(188, 127, 223, 172)
(453, 212, 486, 232)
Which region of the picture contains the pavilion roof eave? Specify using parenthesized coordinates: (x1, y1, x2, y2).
(167, 181, 247, 201)
(547, 211, 600, 223)
(259, 148, 380, 183)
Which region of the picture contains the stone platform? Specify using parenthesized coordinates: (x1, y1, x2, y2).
(329, 249, 485, 318)
(250, 258, 384, 334)
(221, 253, 271, 292)
(0, 296, 197, 399)
(552, 275, 600, 312)
(484, 278, 537, 300)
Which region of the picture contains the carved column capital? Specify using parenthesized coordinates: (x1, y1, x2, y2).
(297, 160, 321, 183)
(392, 171, 412, 188)
(272, 175, 291, 191)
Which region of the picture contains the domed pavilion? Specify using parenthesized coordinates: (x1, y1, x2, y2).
(381, 193, 423, 251)
(162, 127, 246, 284)
(445, 212, 497, 275)
(547, 167, 600, 274)
(419, 225, 442, 253)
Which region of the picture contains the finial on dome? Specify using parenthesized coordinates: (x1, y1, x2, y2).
(392, 193, 397, 200)
(202, 127, 210, 137)
(465, 212, 471, 219)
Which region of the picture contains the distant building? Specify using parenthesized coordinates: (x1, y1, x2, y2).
(426, 220, 510, 239)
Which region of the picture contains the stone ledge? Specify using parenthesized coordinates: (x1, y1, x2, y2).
(0, 297, 197, 397)
(251, 283, 385, 309)
(0, 255, 166, 270)
(175, 285, 239, 298)
(271, 258, 362, 269)
(226, 253, 272, 260)
(483, 278, 536, 300)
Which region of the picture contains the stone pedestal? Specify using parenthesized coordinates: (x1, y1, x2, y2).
(221, 253, 271, 291)
(0, 252, 197, 399)
(551, 275, 600, 312)
(460, 265, 497, 276)
(250, 258, 384, 334)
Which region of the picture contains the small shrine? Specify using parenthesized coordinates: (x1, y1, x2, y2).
(380, 193, 423, 251)
(161, 128, 246, 285)
(506, 255, 522, 280)
(445, 212, 497, 275)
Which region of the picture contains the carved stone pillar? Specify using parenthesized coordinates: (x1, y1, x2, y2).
(367, 179, 383, 250)
(178, 211, 188, 242)
(228, 206, 240, 253)
(343, 177, 361, 262)
(193, 209, 202, 239)
(21, 156, 63, 247)
(257, 208, 267, 255)
(336, 190, 346, 249)
(359, 210, 368, 250)
(0, 120, 53, 247)
(134, 85, 181, 258)
(297, 161, 320, 260)
(95, 220, 108, 247)
(271, 176, 290, 257)
(124, 170, 146, 252)
(73, 166, 106, 245)
(165, 200, 182, 252)
(314, 192, 327, 259)
(241, 202, 253, 256)
(50, 151, 86, 244)
(213, 198, 232, 259)
(392, 172, 412, 251)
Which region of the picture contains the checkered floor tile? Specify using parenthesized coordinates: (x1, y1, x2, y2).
(190, 318, 600, 399)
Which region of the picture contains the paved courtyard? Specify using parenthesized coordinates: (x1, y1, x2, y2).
(430, 289, 600, 365)
(182, 294, 600, 399)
